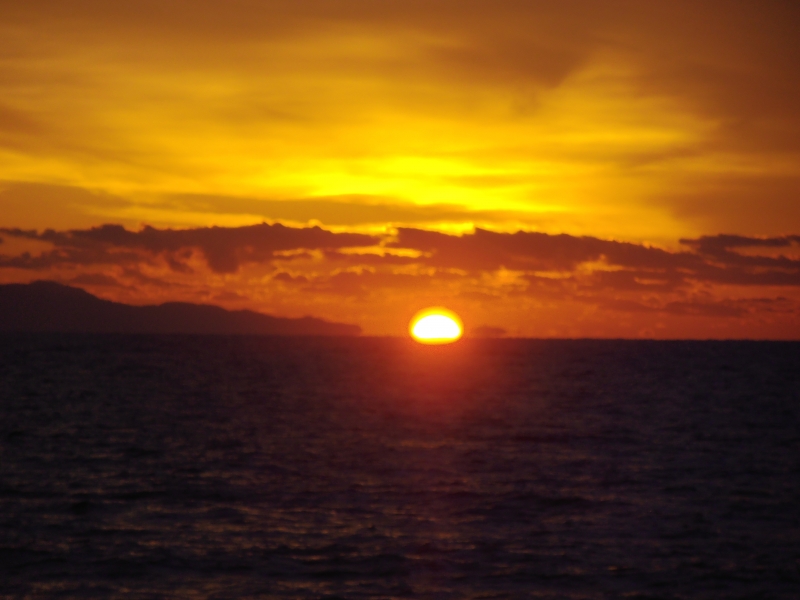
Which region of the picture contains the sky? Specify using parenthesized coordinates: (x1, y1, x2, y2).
(1, 0, 799, 337)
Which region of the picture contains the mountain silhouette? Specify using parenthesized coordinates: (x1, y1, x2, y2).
(0, 281, 361, 336)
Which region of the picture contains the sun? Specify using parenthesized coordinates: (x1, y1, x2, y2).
(409, 307, 463, 344)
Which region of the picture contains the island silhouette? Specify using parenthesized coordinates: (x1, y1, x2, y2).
(0, 281, 360, 335)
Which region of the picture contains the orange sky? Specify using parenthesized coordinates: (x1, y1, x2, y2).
(1, 0, 799, 337)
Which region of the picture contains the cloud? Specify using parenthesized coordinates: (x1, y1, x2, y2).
(3, 224, 800, 289)
(581, 269, 684, 292)
(681, 233, 800, 254)
(1, 221, 799, 336)
(0, 222, 378, 273)
(392, 227, 702, 272)
(677, 234, 800, 285)
(387, 228, 800, 288)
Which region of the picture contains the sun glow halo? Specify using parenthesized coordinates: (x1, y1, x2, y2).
(409, 308, 463, 344)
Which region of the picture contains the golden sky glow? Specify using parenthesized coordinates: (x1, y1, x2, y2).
(1, 1, 799, 337)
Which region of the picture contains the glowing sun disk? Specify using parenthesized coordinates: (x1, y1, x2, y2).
(410, 308, 463, 344)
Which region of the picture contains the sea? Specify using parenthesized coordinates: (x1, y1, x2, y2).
(1, 335, 798, 599)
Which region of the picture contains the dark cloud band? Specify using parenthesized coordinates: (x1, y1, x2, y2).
(2, 223, 798, 288)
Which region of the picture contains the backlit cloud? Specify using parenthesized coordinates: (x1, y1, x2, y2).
(1, 223, 798, 337)
(0, 223, 377, 273)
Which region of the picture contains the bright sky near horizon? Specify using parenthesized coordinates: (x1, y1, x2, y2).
(1, 0, 799, 337)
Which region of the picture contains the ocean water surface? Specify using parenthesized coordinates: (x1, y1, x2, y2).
(0, 335, 798, 598)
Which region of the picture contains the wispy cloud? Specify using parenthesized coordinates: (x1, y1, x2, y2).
(1, 1, 799, 239)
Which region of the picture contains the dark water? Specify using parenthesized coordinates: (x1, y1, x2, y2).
(1, 336, 798, 599)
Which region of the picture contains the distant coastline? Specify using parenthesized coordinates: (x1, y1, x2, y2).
(0, 281, 361, 336)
